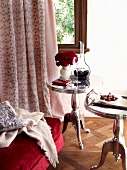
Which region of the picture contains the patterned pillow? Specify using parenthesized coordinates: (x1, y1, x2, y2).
(0, 101, 23, 132)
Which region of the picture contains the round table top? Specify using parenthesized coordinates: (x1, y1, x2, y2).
(85, 89, 127, 120)
(47, 74, 103, 94)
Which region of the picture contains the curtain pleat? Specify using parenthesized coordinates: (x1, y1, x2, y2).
(45, 0, 65, 119)
(0, 0, 53, 115)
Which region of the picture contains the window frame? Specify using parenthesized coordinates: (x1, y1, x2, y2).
(57, 0, 89, 54)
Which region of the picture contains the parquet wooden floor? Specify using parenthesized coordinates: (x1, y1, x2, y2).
(48, 117, 124, 170)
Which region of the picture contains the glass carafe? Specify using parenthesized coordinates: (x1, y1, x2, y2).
(74, 42, 90, 86)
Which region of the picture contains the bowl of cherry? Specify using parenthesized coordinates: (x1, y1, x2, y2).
(99, 92, 121, 103)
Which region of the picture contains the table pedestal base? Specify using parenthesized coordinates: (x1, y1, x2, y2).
(62, 93, 90, 149)
(91, 118, 127, 170)
(62, 112, 90, 149)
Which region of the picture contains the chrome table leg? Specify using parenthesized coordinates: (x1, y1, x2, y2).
(62, 92, 90, 149)
(91, 118, 127, 170)
(70, 93, 90, 149)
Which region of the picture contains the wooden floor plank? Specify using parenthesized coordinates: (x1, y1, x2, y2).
(48, 117, 124, 170)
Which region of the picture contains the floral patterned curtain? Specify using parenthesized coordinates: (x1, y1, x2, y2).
(0, 0, 65, 118)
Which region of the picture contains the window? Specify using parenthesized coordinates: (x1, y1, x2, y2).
(54, 0, 89, 53)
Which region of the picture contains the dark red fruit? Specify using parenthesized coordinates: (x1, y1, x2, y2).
(100, 93, 118, 102)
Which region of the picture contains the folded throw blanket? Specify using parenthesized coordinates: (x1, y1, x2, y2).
(0, 107, 59, 167)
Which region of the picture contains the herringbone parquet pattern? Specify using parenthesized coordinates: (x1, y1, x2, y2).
(48, 117, 124, 170)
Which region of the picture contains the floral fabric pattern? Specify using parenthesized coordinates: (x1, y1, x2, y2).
(0, 101, 23, 132)
(0, 0, 51, 115)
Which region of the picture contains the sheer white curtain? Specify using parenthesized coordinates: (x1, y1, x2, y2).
(45, 0, 65, 119)
(86, 0, 127, 91)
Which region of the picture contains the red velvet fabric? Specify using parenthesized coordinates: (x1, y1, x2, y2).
(0, 117, 64, 170)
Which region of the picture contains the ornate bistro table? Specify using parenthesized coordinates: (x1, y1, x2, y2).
(47, 74, 102, 149)
(85, 89, 127, 170)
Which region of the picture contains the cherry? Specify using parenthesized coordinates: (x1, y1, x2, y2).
(100, 93, 118, 102)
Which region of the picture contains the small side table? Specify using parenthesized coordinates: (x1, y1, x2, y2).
(85, 89, 127, 170)
(48, 74, 102, 149)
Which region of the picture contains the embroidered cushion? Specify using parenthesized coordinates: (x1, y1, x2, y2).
(0, 101, 23, 132)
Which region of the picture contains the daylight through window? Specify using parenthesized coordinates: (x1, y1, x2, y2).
(54, 0, 74, 44)
(54, 0, 88, 53)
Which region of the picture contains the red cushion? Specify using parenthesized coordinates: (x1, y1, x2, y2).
(0, 117, 64, 170)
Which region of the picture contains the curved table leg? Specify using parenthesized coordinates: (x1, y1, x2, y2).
(71, 93, 90, 149)
(118, 142, 127, 170)
(71, 110, 84, 149)
(91, 140, 114, 170)
(62, 113, 70, 133)
(62, 93, 90, 149)
(91, 118, 127, 170)
(80, 114, 90, 133)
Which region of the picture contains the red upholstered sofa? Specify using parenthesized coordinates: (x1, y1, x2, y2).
(0, 117, 64, 170)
